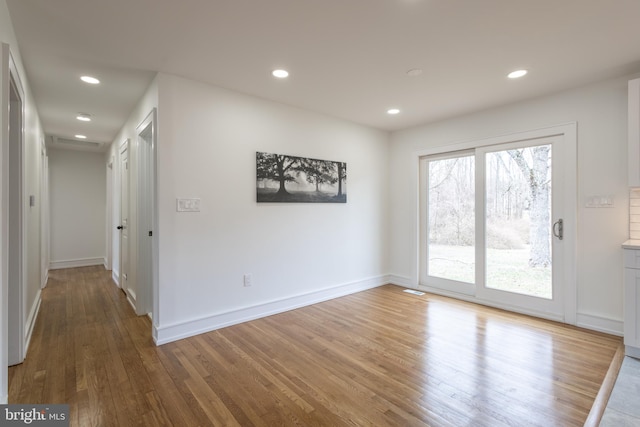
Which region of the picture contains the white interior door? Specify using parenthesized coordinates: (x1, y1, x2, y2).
(119, 141, 131, 301)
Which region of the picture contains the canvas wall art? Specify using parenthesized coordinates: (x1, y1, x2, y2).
(256, 151, 347, 203)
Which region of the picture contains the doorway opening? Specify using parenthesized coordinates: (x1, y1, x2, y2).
(135, 109, 156, 319)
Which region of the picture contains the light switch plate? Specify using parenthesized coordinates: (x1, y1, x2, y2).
(177, 198, 201, 212)
(585, 195, 614, 208)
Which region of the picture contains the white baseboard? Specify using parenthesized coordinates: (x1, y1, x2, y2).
(576, 313, 623, 336)
(24, 289, 42, 354)
(154, 275, 387, 345)
(41, 269, 49, 289)
(626, 345, 640, 358)
(49, 257, 105, 270)
(387, 274, 414, 288)
(126, 288, 137, 312)
(112, 269, 120, 287)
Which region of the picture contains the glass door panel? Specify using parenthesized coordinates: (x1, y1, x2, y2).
(484, 144, 552, 299)
(427, 155, 475, 284)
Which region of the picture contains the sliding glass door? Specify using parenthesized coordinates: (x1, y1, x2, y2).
(421, 136, 566, 316)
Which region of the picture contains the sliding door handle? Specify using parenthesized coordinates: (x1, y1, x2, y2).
(553, 219, 563, 240)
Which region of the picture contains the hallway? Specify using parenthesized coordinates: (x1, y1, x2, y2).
(8, 267, 153, 425)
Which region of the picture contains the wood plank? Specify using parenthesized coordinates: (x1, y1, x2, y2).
(583, 342, 625, 427)
(8, 266, 622, 426)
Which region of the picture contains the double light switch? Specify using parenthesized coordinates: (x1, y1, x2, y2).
(176, 198, 201, 212)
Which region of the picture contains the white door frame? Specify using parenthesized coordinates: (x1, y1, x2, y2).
(7, 50, 26, 366)
(105, 156, 113, 271)
(417, 123, 577, 324)
(40, 143, 49, 289)
(135, 109, 157, 319)
(1, 42, 9, 403)
(119, 139, 130, 294)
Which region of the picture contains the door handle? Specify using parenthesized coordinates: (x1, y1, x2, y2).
(117, 225, 123, 230)
(553, 219, 563, 240)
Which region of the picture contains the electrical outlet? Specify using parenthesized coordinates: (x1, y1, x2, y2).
(243, 274, 252, 287)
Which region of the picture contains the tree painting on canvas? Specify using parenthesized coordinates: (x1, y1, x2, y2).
(256, 152, 347, 203)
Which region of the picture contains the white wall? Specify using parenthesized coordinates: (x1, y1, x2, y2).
(153, 73, 389, 343)
(49, 149, 105, 268)
(0, 0, 46, 403)
(389, 75, 635, 334)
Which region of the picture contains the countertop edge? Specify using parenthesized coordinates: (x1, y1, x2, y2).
(623, 240, 640, 249)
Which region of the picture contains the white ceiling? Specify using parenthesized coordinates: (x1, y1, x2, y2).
(6, 0, 640, 147)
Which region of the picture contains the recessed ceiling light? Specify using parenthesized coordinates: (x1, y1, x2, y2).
(75, 134, 87, 139)
(406, 68, 423, 77)
(76, 113, 92, 122)
(80, 75, 100, 84)
(387, 108, 401, 115)
(507, 69, 528, 79)
(272, 69, 289, 78)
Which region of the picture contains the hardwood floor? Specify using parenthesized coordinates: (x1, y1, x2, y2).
(9, 266, 621, 426)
